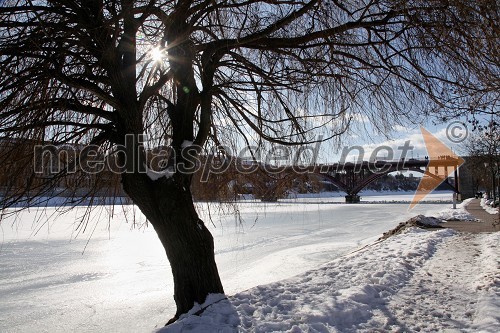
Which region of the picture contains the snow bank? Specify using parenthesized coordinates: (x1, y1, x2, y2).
(376, 214, 445, 241)
(472, 232, 500, 332)
(159, 228, 457, 333)
(436, 197, 477, 221)
(480, 198, 499, 215)
(404, 214, 443, 227)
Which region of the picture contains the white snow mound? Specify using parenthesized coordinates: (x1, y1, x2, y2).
(437, 198, 477, 221)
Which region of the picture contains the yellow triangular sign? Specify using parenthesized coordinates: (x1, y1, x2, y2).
(409, 127, 465, 210)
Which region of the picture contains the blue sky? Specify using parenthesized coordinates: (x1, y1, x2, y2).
(314, 118, 471, 165)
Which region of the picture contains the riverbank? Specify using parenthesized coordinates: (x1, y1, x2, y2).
(162, 201, 500, 333)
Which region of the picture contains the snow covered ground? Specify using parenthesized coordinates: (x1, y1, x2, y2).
(163, 229, 499, 333)
(436, 197, 476, 221)
(0, 191, 497, 332)
(161, 197, 499, 333)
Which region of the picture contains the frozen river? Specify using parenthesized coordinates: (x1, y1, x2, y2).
(0, 192, 454, 332)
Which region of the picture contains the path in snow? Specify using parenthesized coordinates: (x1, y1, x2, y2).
(441, 199, 499, 233)
(467, 199, 499, 227)
(385, 232, 499, 332)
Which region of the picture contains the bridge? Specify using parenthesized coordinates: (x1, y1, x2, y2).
(224, 156, 462, 203)
(313, 157, 461, 202)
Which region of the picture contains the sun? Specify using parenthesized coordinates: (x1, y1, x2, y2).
(150, 46, 164, 62)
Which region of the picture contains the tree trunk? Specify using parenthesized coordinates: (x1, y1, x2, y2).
(121, 172, 224, 322)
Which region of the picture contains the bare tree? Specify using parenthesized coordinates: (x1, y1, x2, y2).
(1, 0, 498, 322)
(464, 118, 500, 202)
